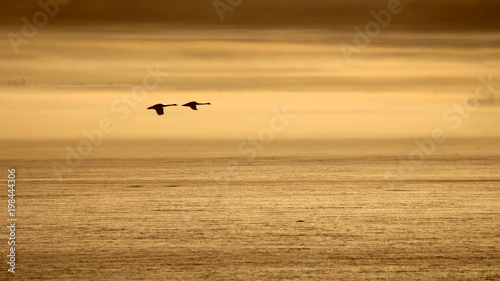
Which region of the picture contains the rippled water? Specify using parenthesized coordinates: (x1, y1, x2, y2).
(2, 139, 500, 280)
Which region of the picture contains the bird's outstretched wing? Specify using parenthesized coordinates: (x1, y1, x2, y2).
(189, 104, 198, 110)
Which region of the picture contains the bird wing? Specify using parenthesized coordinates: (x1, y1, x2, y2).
(155, 107, 165, 115)
(190, 104, 198, 110)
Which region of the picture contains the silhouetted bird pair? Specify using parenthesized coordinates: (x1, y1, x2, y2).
(147, 101, 211, 115)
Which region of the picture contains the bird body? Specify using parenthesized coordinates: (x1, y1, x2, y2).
(182, 101, 211, 110)
(147, 103, 177, 115)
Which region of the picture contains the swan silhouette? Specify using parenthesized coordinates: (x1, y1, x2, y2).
(147, 103, 177, 115)
(182, 101, 211, 110)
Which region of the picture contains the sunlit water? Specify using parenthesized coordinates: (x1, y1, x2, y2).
(2, 139, 499, 280)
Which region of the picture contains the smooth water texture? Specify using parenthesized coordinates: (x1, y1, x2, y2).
(1, 139, 499, 280)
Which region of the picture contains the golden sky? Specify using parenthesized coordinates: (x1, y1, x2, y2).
(1, 1, 499, 140)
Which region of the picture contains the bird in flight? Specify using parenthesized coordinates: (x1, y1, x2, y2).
(147, 103, 177, 115)
(182, 101, 211, 110)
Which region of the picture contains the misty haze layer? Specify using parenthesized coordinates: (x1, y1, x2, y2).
(1, 29, 499, 140)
